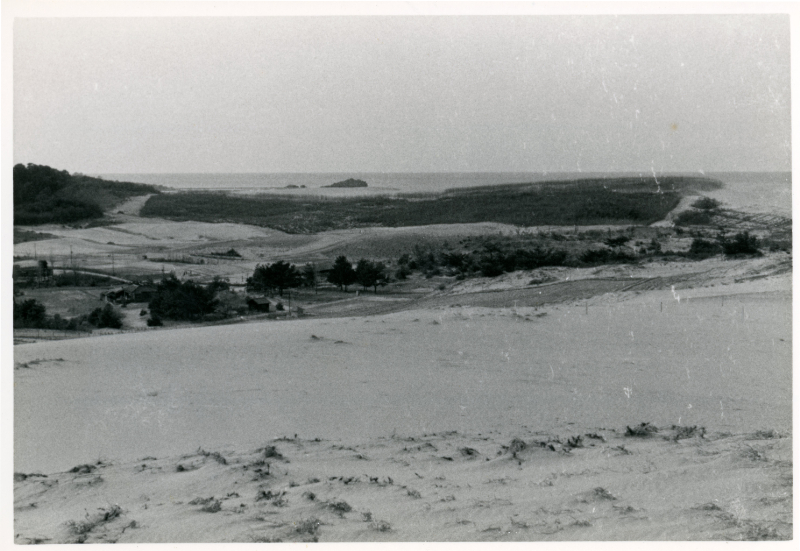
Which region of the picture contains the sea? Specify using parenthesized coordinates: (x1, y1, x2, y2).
(99, 171, 792, 217)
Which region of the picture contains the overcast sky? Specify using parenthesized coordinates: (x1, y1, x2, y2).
(13, 15, 790, 174)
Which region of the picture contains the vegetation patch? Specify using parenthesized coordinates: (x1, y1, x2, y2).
(674, 209, 713, 226)
(625, 423, 658, 437)
(139, 177, 700, 233)
(14, 228, 58, 244)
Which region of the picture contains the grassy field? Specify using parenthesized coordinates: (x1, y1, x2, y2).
(138, 177, 706, 234)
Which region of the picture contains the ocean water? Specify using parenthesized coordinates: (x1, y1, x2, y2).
(99, 171, 791, 216)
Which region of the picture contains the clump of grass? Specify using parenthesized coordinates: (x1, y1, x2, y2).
(189, 497, 222, 512)
(748, 429, 778, 440)
(370, 520, 393, 532)
(743, 522, 781, 540)
(294, 517, 322, 535)
(406, 489, 422, 499)
(64, 504, 123, 539)
(259, 445, 284, 460)
(14, 472, 47, 482)
(741, 445, 768, 462)
(201, 500, 222, 513)
(625, 422, 658, 437)
(505, 438, 527, 456)
(196, 448, 227, 465)
(255, 489, 287, 506)
(613, 505, 637, 515)
(693, 502, 722, 511)
(593, 487, 617, 501)
(671, 425, 706, 441)
(566, 435, 584, 449)
(69, 464, 97, 474)
(459, 447, 479, 458)
(584, 432, 606, 442)
(251, 535, 283, 543)
(327, 500, 352, 516)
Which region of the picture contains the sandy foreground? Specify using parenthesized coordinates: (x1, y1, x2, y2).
(13, 272, 792, 542)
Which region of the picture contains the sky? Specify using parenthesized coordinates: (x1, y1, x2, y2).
(13, 15, 791, 174)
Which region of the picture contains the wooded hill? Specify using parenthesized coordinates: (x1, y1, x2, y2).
(14, 163, 160, 225)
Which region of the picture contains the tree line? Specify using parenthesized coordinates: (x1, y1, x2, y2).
(246, 256, 389, 295)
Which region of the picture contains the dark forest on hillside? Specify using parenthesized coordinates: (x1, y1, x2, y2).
(14, 163, 160, 225)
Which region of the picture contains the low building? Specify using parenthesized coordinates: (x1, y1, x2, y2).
(104, 284, 158, 303)
(246, 297, 271, 312)
(127, 285, 157, 302)
(102, 287, 126, 302)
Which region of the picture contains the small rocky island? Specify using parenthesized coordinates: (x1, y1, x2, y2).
(325, 178, 368, 188)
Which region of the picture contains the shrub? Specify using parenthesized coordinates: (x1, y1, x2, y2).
(674, 209, 712, 226)
(87, 304, 123, 329)
(14, 299, 47, 328)
(207, 276, 230, 295)
(604, 235, 630, 247)
(147, 315, 163, 327)
(688, 238, 722, 259)
(692, 197, 720, 210)
(395, 264, 411, 280)
(723, 231, 761, 256)
(625, 422, 658, 437)
(580, 248, 635, 265)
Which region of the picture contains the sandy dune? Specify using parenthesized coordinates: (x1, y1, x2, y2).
(13, 425, 791, 543)
(12, 178, 793, 542)
(13, 271, 791, 541)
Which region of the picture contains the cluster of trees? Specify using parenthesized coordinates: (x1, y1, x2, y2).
(247, 261, 313, 296)
(14, 163, 159, 225)
(397, 242, 572, 279)
(327, 256, 388, 292)
(13, 299, 122, 330)
(143, 275, 237, 325)
(246, 257, 389, 294)
(689, 231, 762, 259)
(147, 275, 222, 322)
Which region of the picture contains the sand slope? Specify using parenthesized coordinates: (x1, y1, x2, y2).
(13, 272, 792, 541)
(13, 427, 792, 543)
